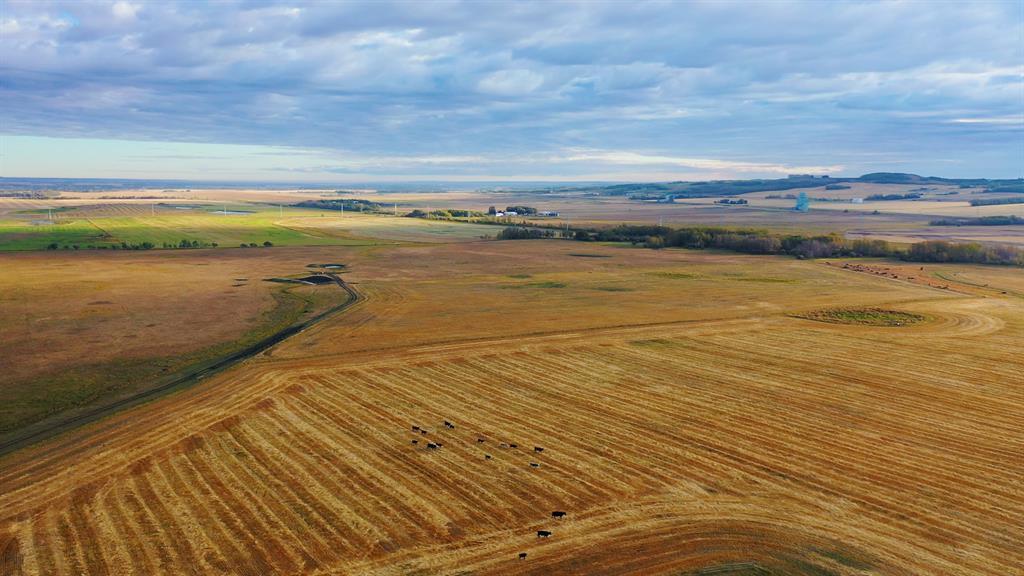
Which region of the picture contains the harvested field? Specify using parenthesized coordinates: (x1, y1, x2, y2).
(0, 242, 1021, 575)
(845, 226, 1024, 247)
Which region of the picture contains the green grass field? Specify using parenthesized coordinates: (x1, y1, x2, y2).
(0, 203, 493, 251)
(794, 307, 927, 326)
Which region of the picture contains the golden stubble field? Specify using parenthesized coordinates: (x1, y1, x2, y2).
(1, 240, 1021, 575)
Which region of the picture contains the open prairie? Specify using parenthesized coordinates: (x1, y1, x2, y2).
(5, 1, 1023, 574)
(0, 198, 495, 251)
(310, 185, 1024, 245)
(0, 247, 353, 447)
(5, 183, 1022, 250)
(1, 240, 1021, 575)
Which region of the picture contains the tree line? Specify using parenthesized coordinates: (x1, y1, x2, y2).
(43, 239, 280, 251)
(969, 197, 1024, 207)
(863, 192, 922, 201)
(405, 208, 485, 219)
(296, 199, 385, 212)
(496, 227, 561, 240)
(500, 224, 1023, 266)
(930, 216, 1024, 226)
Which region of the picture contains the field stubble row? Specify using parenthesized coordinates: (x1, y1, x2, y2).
(1, 294, 1021, 574)
(1, 244, 1021, 575)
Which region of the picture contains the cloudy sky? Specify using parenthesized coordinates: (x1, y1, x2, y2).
(1, 0, 1022, 182)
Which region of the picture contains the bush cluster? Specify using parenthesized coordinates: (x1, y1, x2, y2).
(406, 209, 485, 219)
(864, 193, 922, 201)
(296, 199, 384, 212)
(969, 197, 1024, 207)
(930, 216, 1024, 226)
(496, 227, 559, 240)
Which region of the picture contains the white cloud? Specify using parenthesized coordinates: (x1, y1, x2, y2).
(1, 1, 1021, 178)
(0, 19, 20, 34)
(949, 116, 1023, 125)
(478, 69, 545, 96)
(112, 2, 139, 20)
(559, 149, 843, 175)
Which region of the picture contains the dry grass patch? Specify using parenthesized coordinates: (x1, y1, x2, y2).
(0, 247, 352, 438)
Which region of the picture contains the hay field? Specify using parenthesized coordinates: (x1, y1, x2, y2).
(5, 185, 1021, 249)
(269, 242, 944, 359)
(755, 199, 1024, 218)
(846, 226, 1024, 247)
(335, 189, 929, 234)
(1, 242, 1021, 575)
(340, 185, 1024, 245)
(0, 248, 351, 442)
(0, 197, 495, 251)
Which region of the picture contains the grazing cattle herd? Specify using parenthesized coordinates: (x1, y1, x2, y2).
(409, 419, 566, 560)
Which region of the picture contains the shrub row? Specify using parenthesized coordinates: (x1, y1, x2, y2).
(571, 225, 1024, 266)
(969, 197, 1024, 207)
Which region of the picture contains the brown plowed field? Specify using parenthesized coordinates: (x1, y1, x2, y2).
(1, 242, 1021, 575)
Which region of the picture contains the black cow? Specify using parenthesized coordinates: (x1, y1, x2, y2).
(509, 443, 518, 448)
(412, 425, 420, 431)
(530, 462, 540, 468)
(519, 552, 527, 560)
(551, 511, 566, 519)
(534, 446, 544, 453)
(477, 438, 486, 443)
(536, 530, 551, 538)
(444, 420, 455, 429)
(421, 430, 428, 435)
(484, 454, 492, 460)
(427, 442, 439, 449)
(411, 440, 419, 445)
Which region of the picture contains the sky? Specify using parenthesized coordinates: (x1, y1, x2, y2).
(1, 0, 1022, 183)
